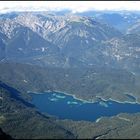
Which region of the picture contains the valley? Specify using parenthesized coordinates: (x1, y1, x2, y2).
(0, 9, 140, 139)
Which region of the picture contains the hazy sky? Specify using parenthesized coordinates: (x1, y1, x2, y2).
(0, 1, 140, 13)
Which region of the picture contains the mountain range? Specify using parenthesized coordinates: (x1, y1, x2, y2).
(0, 11, 140, 72)
(1, 11, 140, 139)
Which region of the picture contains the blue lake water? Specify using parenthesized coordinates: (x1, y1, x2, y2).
(30, 92, 140, 122)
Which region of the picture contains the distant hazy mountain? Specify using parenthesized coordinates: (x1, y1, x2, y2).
(6, 26, 59, 58)
(0, 11, 140, 71)
(0, 12, 122, 68)
(127, 20, 140, 35)
(76, 11, 140, 33)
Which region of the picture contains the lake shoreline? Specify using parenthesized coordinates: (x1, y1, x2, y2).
(52, 90, 140, 105)
(28, 89, 140, 105)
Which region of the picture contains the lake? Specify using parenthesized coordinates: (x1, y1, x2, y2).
(30, 92, 140, 122)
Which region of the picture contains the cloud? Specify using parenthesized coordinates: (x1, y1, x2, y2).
(0, 1, 140, 13)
